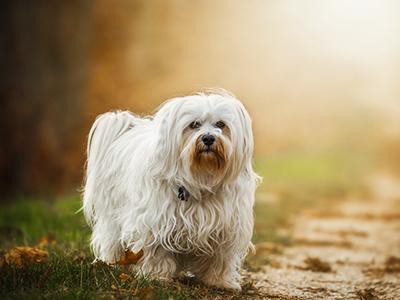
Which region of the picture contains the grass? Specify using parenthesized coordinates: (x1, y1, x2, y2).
(0, 197, 229, 299)
(255, 150, 370, 189)
(0, 151, 371, 299)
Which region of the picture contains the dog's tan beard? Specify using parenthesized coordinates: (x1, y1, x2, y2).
(189, 137, 228, 181)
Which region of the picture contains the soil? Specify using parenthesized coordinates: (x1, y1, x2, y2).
(246, 174, 400, 299)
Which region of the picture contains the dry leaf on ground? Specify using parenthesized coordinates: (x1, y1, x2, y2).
(37, 234, 56, 248)
(113, 249, 143, 265)
(119, 273, 132, 281)
(3, 246, 48, 268)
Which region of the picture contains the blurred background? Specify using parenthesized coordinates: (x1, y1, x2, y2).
(1, 2, 400, 298)
(1, 0, 400, 198)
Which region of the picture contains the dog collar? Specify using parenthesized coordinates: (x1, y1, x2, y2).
(177, 185, 190, 201)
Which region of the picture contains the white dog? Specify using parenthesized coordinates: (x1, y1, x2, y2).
(83, 90, 260, 290)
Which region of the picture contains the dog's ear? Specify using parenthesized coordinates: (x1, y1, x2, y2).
(150, 98, 184, 180)
(234, 99, 253, 174)
(228, 97, 261, 184)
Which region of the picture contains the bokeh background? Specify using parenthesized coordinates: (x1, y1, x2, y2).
(1, 0, 399, 197)
(0, 0, 400, 200)
(1, 1, 400, 298)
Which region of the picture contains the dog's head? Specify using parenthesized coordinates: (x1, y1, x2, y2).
(154, 90, 254, 189)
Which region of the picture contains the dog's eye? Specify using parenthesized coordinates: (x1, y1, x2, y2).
(215, 121, 225, 129)
(189, 121, 201, 129)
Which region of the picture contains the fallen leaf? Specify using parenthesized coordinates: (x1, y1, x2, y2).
(119, 272, 132, 281)
(113, 249, 143, 265)
(37, 234, 56, 248)
(4, 246, 48, 268)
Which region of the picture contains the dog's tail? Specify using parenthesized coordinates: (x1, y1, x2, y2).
(86, 111, 137, 172)
(83, 111, 138, 224)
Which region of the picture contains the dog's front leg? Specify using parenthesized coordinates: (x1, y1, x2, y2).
(195, 250, 242, 291)
(137, 246, 179, 280)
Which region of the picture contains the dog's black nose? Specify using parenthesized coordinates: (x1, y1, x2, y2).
(202, 134, 215, 146)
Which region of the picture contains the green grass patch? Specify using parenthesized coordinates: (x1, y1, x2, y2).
(255, 150, 371, 190)
(0, 197, 260, 299)
(0, 196, 88, 248)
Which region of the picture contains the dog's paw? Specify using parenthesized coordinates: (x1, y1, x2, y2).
(202, 277, 242, 292)
(216, 279, 242, 292)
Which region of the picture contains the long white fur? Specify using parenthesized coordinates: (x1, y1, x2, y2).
(83, 91, 260, 290)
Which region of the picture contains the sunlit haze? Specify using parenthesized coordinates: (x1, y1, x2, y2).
(88, 0, 400, 154)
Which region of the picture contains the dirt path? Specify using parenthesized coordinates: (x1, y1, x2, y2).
(247, 174, 400, 299)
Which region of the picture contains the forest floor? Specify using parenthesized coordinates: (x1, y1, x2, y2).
(247, 174, 400, 299)
(1, 154, 399, 299)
